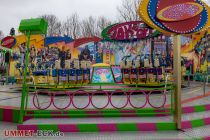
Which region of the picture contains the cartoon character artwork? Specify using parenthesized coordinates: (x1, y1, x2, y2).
(100, 73, 107, 82)
(66, 49, 71, 60)
(92, 68, 114, 83)
(79, 45, 93, 61)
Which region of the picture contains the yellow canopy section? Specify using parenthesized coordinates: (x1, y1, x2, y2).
(92, 63, 110, 67)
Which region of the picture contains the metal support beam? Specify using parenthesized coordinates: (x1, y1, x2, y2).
(6, 62, 8, 85)
(19, 31, 31, 123)
(173, 35, 182, 129)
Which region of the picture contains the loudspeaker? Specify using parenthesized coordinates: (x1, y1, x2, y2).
(5, 52, 10, 63)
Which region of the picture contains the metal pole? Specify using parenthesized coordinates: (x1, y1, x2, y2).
(151, 38, 154, 67)
(204, 60, 208, 96)
(203, 72, 207, 96)
(173, 35, 182, 129)
(6, 62, 8, 85)
(19, 31, 31, 123)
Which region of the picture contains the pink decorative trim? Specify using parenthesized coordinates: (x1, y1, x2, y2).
(17, 125, 38, 132)
(205, 104, 210, 111)
(58, 124, 79, 132)
(97, 124, 117, 132)
(137, 123, 157, 131)
(183, 106, 195, 113)
(17, 117, 210, 132)
(3, 109, 13, 122)
(204, 136, 210, 140)
(204, 118, 210, 125)
(0, 106, 16, 109)
(1, 103, 210, 123)
(181, 121, 192, 129)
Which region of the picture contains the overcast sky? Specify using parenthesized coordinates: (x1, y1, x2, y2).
(0, 0, 209, 35)
(0, 0, 122, 35)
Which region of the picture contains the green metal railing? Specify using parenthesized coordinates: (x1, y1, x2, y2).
(18, 82, 175, 122)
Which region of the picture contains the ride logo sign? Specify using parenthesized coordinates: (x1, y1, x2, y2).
(4, 130, 64, 138)
(36, 130, 64, 137)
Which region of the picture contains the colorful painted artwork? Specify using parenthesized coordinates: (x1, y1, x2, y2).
(112, 66, 122, 83)
(157, 2, 204, 22)
(154, 42, 166, 56)
(99, 41, 155, 66)
(77, 43, 96, 62)
(92, 67, 114, 83)
(138, 0, 210, 34)
(95, 42, 103, 63)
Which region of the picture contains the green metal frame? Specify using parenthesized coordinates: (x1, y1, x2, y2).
(18, 18, 48, 123)
(27, 83, 174, 91)
(19, 31, 31, 123)
(19, 68, 175, 123)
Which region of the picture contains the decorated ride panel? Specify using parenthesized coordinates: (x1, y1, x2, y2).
(157, 2, 203, 22)
(92, 67, 114, 84)
(138, 0, 210, 34)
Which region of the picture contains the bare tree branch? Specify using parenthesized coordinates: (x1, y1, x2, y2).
(97, 16, 112, 32)
(117, 0, 141, 22)
(80, 16, 98, 37)
(80, 16, 112, 38)
(63, 13, 81, 39)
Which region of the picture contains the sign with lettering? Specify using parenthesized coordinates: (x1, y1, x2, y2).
(92, 67, 114, 83)
(102, 21, 153, 41)
(1, 36, 16, 48)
